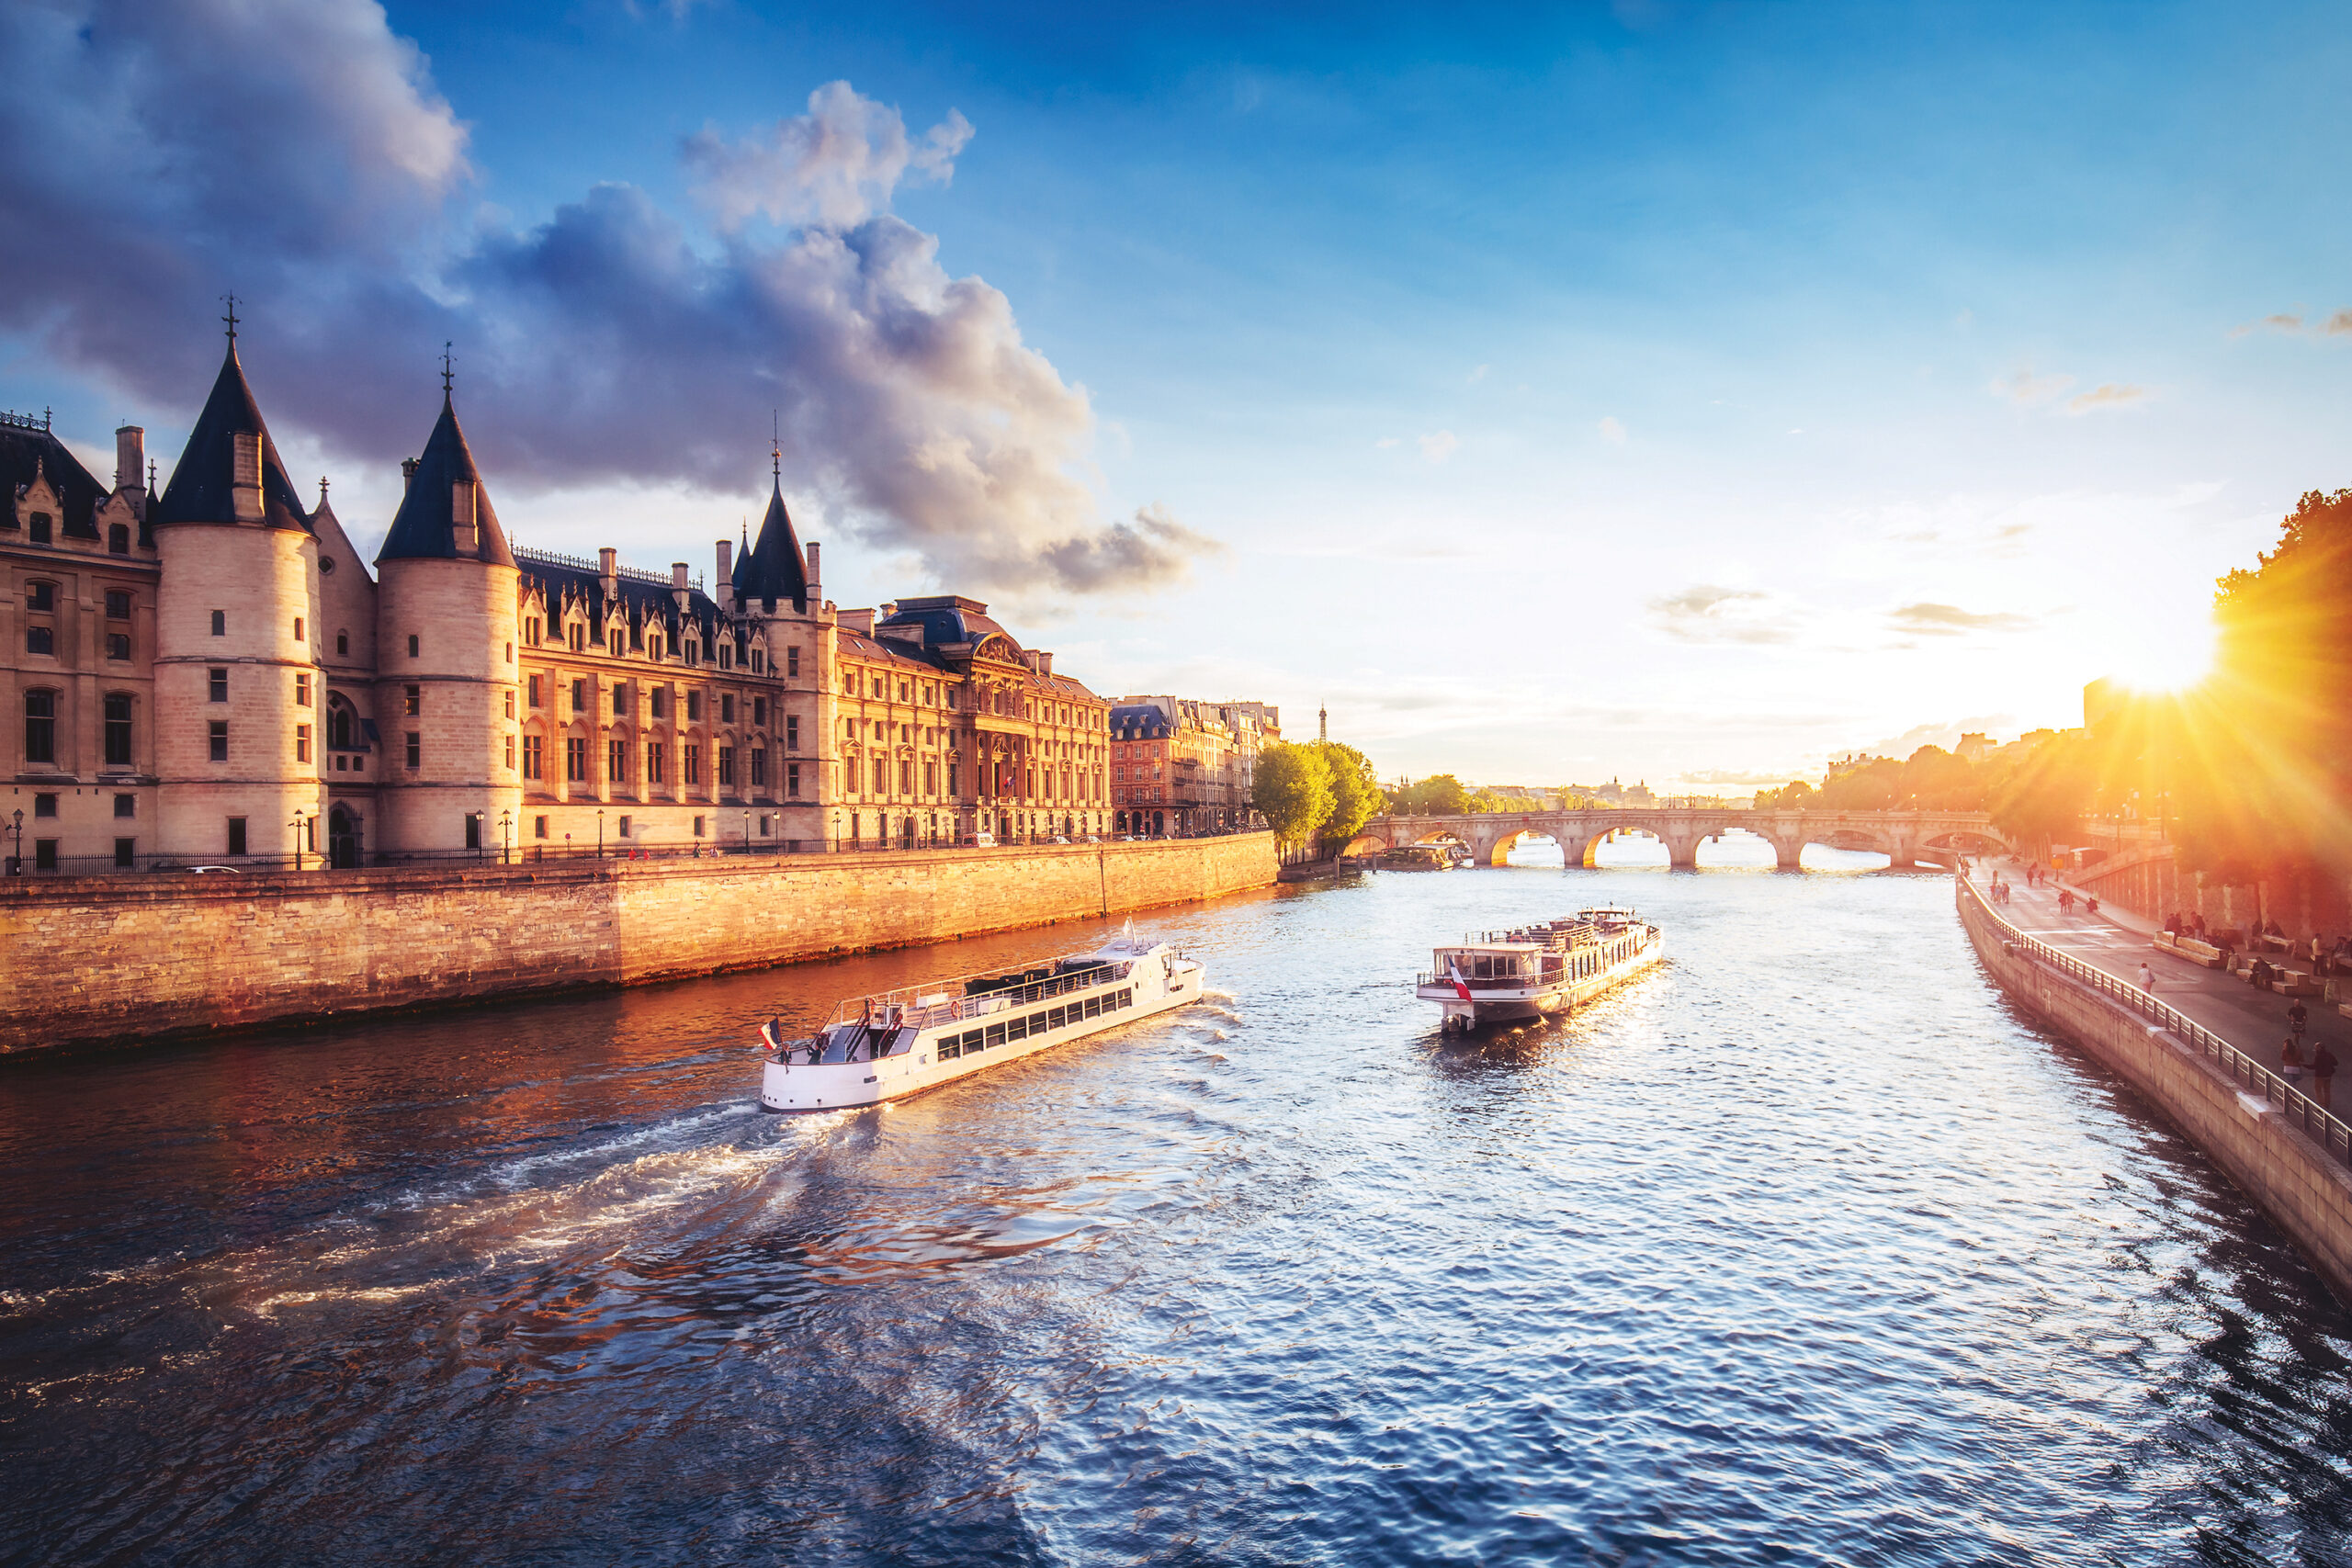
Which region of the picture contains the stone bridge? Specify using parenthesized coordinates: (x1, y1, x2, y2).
(1346, 808, 2013, 871)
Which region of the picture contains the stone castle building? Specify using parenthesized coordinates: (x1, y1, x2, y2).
(4, 333, 1123, 870)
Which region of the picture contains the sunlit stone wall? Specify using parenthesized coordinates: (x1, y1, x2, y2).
(0, 832, 1277, 1053)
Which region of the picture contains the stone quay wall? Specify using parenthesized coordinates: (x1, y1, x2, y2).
(1957, 877, 2352, 1305)
(0, 833, 1278, 1055)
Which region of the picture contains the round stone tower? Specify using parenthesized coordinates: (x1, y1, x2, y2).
(371, 382, 523, 855)
(151, 332, 329, 863)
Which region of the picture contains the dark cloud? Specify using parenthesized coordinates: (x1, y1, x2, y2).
(1887, 602, 2032, 635)
(0, 3, 1195, 595)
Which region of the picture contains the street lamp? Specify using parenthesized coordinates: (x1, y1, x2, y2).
(741, 810, 751, 854)
(596, 807, 605, 858)
(289, 810, 307, 872)
(470, 810, 485, 860)
(499, 808, 513, 865)
(6, 807, 21, 875)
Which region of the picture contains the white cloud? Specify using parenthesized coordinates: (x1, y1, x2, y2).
(1991, 366, 2075, 405)
(2064, 382, 2146, 414)
(1418, 429, 1459, 463)
(1647, 583, 1804, 645)
(1598, 415, 1627, 446)
(684, 81, 972, 231)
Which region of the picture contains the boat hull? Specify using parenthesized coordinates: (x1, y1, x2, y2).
(760, 956, 1204, 1112)
(1416, 934, 1664, 1029)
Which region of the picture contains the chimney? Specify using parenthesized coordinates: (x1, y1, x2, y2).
(715, 538, 732, 600)
(230, 431, 264, 522)
(805, 540, 821, 604)
(598, 547, 618, 600)
(672, 561, 691, 614)
(115, 426, 144, 493)
(401, 457, 419, 491)
(1037, 651, 1053, 677)
(452, 480, 478, 555)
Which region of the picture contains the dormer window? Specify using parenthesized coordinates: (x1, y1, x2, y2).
(108, 524, 129, 555)
(28, 513, 51, 545)
(718, 642, 732, 671)
(568, 623, 585, 652)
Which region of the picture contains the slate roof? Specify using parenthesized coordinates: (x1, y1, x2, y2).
(876, 595, 1027, 657)
(836, 626, 955, 671)
(515, 552, 721, 650)
(0, 417, 107, 539)
(1110, 704, 1173, 740)
(153, 343, 311, 532)
(732, 480, 808, 609)
(377, 395, 515, 566)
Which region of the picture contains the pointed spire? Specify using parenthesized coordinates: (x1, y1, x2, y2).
(735, 457, 810, 612)
(153, 331, 311, 532)
(376, 371, 514, 568)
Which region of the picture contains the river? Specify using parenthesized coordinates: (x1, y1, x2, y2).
(4, 840, 2350, 1565)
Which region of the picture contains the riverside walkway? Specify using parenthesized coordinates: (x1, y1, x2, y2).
(1993, 866, 2348, 1088)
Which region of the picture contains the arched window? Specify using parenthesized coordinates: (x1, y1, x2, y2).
(327, 694, 358, 750)
(24, 690, 57, 764)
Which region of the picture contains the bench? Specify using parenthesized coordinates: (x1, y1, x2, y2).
(2153, 934, 2225, 968)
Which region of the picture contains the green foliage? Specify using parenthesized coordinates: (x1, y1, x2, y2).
(1754, 779, 1815, 810)
(1985, 731, 2098, 852)
(1251, 741, 1334, 845)
(1306, 740, 1380, 847)
(1385, 773, 1470, 815)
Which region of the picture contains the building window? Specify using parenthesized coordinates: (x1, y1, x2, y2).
(295, 672, 311, 706)
(787, 761, 801, 798)
(293, 616, 304, 642)
(504, 690, 515, 719)
(786, 646, 800, 678)
(751, 748, 766, 788)
(107, 634, 130, 660)
(721, 694, 735, 723)
(566, 737, 587, 782)
(504, 641, 514, 664)
(719, 745, 736, 786)
(33, 793, 56, 818)
(26, 626, 52, 656)
(899, 760, 913, 793)
(535, 815, 548, 840)
(208, 668, 228, 703)
(525, 616, 541, 646)
(646, 742, 665, 784)
(26, 581, 54, 611)
(569, 624, 585, 652)
(613, 684, 628, 717)
(684, 744, 701, 785)
(523, 734, 544, 780)
(115, 837, 134, 867)
(948, 762, 959, 795)
(687, 689, 703, 721)
(718, 642, 732, 670)
(104, 694, 132, 765)
(405, 684, 421, 716)
(571, 679, 586, 714)
(617, 816, 632, 838)
(31, 839, 55, 870)
(408, 634, 420, 658)
(751, 648, 764, 674)
(336, 631, 348, 656)
(405, 731, 421, 768)
(694, 815, 706, 837)
(211, 610, 225, 637)
(924, 761, 936, 794)
(105, 590, 130, 619)
(528, 675, 543, 708)
(114, 794, 134, 818)
(610, 632, 624, 659)
(328, 700, 355, 750)
(504, 734, 515, 771)
(108, 524, 130, 555)
(752, 696, 767, 728)
(465, 815, 481, 851)
(608, 738, 627, 784)
(786, 716, 799, 751)
(226, 818, 246, 856)
(296, 725, 311, 762)
(650, 688, 667, 720)
(209, 720, 229, 761)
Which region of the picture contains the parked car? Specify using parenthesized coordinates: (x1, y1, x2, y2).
(183, 864, 243, 874)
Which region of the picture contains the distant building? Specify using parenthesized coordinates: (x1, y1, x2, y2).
(1108, 695, 1274, 835)
(1955, 731, 1994, 764)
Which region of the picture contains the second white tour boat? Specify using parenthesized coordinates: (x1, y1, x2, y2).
(757, 925, 1206, 1111)
(1416, 907, 1664, 1031)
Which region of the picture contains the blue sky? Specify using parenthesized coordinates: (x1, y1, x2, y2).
(5, 0, 2347, 788)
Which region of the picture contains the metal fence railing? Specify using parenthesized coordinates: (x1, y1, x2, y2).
(1961, 873, 2352, 1168)
(0, 827, 1266, 882)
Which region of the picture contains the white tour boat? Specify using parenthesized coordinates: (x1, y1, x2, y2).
(1416, 907, 1664, 1031)
(756, 925, 1206, 1111)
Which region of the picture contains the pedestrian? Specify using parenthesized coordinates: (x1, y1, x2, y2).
(2059, 888, 2075, 915)
(2314, 1043, 2339, 1112)
(2138, 962, 2154, 992)
(2281, 1034, 2308, 1094)
(2086, 894, 2100, 917)
(2290, 998, 2309, 1040)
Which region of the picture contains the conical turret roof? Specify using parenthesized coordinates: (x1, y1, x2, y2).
(376, 393, 514, 567)
(732, 478, 808, 610)
(153, 341, 311, 532)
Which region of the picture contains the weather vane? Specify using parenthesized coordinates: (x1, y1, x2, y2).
(772, 410, 783, 482)
(440, 342, 455, 397)
(220, 293, 239, 343)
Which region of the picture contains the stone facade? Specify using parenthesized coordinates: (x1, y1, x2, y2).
(7, 333, 1143, 867)
(0, 832, 1279, 1053)
(1109, 695, 1276, 836)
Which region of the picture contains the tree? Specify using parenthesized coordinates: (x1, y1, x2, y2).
(1986, 732, 2097, 854)
(1900, 745, 1984, 810)
(1306, 740, 1379, 848)
(1754, 780, 1815, 810)
(1252, 742, 1334, 846)
(1387, 773, 1470, 815)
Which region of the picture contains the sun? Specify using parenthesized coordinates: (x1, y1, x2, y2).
(2102, 608, 2217, 693)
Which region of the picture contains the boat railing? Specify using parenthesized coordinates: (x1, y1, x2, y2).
(823, 959, 1138, 1031)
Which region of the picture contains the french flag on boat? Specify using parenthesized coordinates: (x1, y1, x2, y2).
(1447, 959, 1474, 1003)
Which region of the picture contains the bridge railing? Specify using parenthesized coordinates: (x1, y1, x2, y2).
(1960, 874, 2352, 1169)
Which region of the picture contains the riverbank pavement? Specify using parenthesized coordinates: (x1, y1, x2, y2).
(1986, 868, 2348, 1088)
